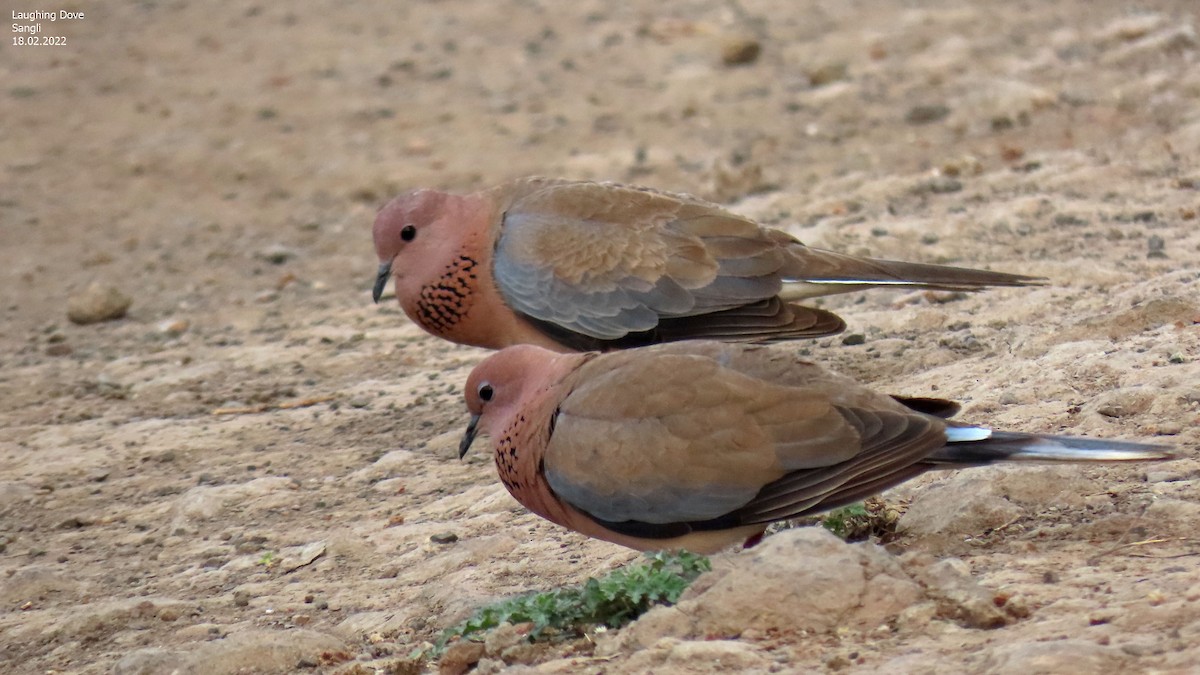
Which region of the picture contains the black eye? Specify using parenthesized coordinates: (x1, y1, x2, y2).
(478, 384, 494, 402)
(400, 225, 416, 242)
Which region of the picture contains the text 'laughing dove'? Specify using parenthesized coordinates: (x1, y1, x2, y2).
(373, 177, 1043, 352)
(458, 341, 1173, 553)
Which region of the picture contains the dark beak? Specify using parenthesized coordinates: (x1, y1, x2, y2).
(372, 261, 393, 303)
(458, 414, 480, 459)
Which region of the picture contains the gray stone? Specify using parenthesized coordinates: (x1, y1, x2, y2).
(1086, 387, 1155, 418)
(179, 628, 348, 674)
(277, 540, 327, 573)
(0, 481, 35, 516)
(172, 477, 294, 523)
(255, 244, 297, 264)
(903, 556, 1009, 628)
(687, 528, 921, 637)
(483, 622, 526, 657)
(623, 637, 772, 673)
(906, 104, 951, 124)
(440, 640, 485, 675)
(1143, 499, 1200, 535)
(664, 639, 771, 670)
(67, 282, 132, 324)
(720, 37, 761, 66)
(0, 565, 83, 602)
(900, 475, 1024, 538)
(605, 605, 695, 655)
(981, 638, 1126, 674)
(112, 648, 187, 675)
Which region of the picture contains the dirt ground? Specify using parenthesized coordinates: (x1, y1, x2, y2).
(3, 1, 1199, 673)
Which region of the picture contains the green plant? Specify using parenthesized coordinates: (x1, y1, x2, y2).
(821, 503, 870, 539)
(439, 550, 711, 649)
(819, 498, 900, 541)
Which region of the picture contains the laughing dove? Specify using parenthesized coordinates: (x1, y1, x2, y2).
(373, 177, 1042, 352)
(457, 341, 1173, 553)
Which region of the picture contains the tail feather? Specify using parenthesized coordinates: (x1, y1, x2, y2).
(782, 247, 1046, 299)
(926, 429, 1175, 466)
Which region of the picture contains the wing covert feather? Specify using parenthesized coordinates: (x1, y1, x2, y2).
(493, 181, 792, 340)
(541, 353, 870, 524)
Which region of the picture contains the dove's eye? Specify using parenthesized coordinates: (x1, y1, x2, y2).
(400, 225, 416, 242)
(477, 383, 494, 402)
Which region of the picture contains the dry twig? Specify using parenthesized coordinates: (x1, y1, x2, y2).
(212, 395, 337, 416)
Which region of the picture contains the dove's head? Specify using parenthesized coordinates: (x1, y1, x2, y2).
(459, 345, 586, 459)
(371, 188, 458, 303)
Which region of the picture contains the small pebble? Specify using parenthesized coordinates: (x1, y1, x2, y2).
(1150, 422, 1183, 436)
(721, 36, 761, 65)
(441, 640, 486, 675)
(925, 177, 962, 195)
(1147, 235, 1167, 258)
(925, 290, 969, 304)
(905, 104, 950, 125)
(430, 532, 459, 544)
(841, 334, 866, 346)
(825, 654, 851, 670)
(257, 244, 296, 265)
(58, 516, 91, 529)
(808, 62, 848, 86)
(67, 282, 132, 325)
(1053, 213, 1089, 227)
(158, 318, 190, 336)
(405, 138, 433, 156)
(45, 343, 73, 356)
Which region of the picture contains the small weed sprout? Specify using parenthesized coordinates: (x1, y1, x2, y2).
(438, 550, 710, 651)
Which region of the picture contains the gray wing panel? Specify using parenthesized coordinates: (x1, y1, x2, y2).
(494, 211, 699, 339)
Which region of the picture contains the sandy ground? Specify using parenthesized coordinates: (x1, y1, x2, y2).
(2, 1, 1199, 673)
